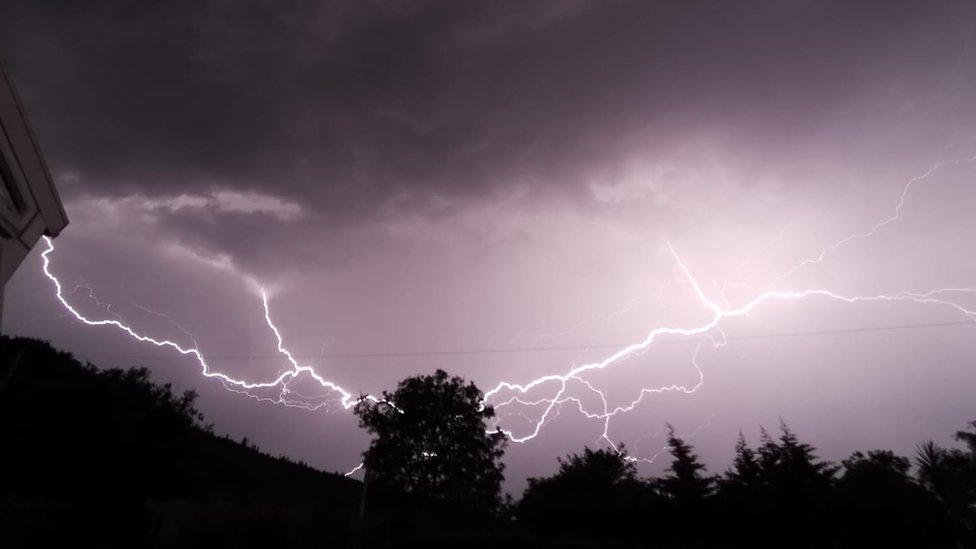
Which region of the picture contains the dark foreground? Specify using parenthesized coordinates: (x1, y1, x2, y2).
(1, 336, 974, 548)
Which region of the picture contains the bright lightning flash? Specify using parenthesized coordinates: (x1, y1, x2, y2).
(40, 236, 380, 413)
(36, 154, 976, 470)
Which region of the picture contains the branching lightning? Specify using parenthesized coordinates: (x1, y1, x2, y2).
(36, 155, 976, 471)
(751, 153, 976, 291)
(483, 155, 976, 457)
(41, 236, 380, 414)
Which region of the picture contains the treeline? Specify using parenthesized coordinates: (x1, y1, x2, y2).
(514, 423, 974, 548)
(3, 336, 975, 548)
(354, 369, 976, 548)
(0, 336, 360, 548)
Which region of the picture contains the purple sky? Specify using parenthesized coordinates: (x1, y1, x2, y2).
(3, 0, 976, 491)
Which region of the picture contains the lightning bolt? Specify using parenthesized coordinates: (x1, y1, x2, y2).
(483, 156, 976, 456)
(36, 154, 976, 468)
(752, 153, 976, 290)
(484, 243, 976, 450)
(40, 236, 382, 414)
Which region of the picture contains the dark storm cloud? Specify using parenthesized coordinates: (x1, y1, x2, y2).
(1, 2, 969, 188)
(1, 0, 973, 271)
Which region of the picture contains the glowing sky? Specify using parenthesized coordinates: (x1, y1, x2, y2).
(3, 1, 976, 490)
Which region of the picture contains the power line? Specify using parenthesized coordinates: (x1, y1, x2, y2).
(85, 318, 975, 361)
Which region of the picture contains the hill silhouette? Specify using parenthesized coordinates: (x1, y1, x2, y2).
(0, 335, 360, 548)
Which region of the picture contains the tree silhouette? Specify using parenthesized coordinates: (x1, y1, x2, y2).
(715, 430, 765, 545)
(757, 422, 838, 547)
(353, 369, 506, 514)
(836, 450, 953, 547)
(656, 424, 716, 504)
(727, 431, 762, 489)
(654, 425, 715, 546)
(916, 421, 976, 545)
(518, 446, 659, 543)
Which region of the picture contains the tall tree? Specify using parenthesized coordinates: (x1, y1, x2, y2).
(756, 422, 838, 491)
(715, 432, 766, 547)
(652, 425, 716, 546)
(725, 431, 762, 490)
(755, 422, 838, 547)
(656, 424, 716, 504)
(353, 369, 506, 514)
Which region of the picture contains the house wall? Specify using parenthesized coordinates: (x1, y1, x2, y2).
(0, 62, 68, 328)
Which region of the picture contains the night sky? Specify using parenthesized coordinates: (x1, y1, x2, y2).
(2, 1, 976, 491)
